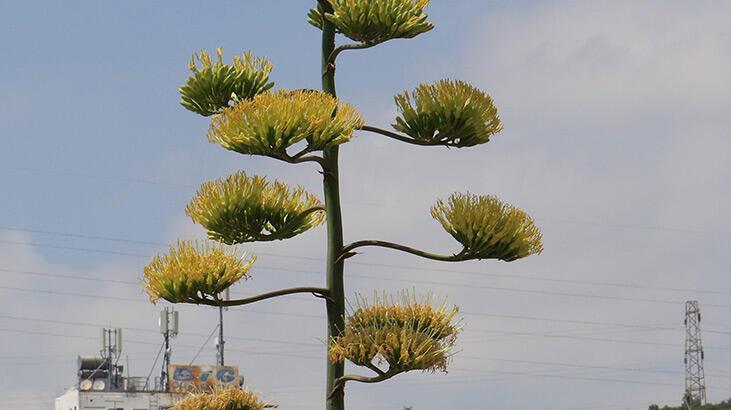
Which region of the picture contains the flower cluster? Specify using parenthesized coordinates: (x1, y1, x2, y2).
(179, 49, 274, 117)
(309, 0, 433, 45)
(329, 292, 459, 374)
(143, 240, 255, 304)
(207, 90, 363, 157)
(393, 79, 503, 147)
(186, 171, 326, 244)
(431, 193, 543, 261)
(172, 387, 271, 410)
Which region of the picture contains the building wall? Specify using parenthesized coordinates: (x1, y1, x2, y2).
(55, 389, 181, 410)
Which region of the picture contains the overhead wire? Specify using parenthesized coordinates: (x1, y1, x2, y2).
(1, 165, 729, 237)
(1, 226, 730, 298)
(3, 239, 731, 310)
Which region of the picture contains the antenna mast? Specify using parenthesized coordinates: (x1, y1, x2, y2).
(159, 307, 179, 391)
(684, 300, 706, 408)
(216, 288, 229, 366)
(99, 328, 123, 390)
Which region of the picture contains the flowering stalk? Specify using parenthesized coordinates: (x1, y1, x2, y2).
(319, 3, 346, 409)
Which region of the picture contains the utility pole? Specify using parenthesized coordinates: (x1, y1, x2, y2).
(684, 300, 706, 408)
(159, 307, 179, 391)
(216, 288, 229, 366)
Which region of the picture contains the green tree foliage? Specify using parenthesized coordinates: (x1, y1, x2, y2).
(143, 1, 543, 409)
(649, 399, 731, 410)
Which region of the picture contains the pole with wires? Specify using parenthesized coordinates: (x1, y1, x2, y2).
(159, 307, 178, 391)
(216, 288, 229, 366)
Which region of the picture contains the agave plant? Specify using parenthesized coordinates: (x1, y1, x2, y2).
(145, 1, 543, 410)
(143, 240, 255, 304)
(186, 171, 326, 244)
(308, 0, 432, 45)
(207, 90, 363, 160)
(179, 49, 274, 117)
(329, 292, 460, 395)
(172, 387, 273, 410)
(432, 193, 543, 261)
(392, 79, 503, 147)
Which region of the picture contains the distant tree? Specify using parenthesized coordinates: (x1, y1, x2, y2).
(649, 399, 731, 410)
(142, 1, 543, 409)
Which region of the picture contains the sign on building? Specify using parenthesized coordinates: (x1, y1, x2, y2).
(168, 364, 239, 393)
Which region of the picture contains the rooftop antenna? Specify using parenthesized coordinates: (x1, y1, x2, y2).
(159, 307, 179, 391)
(100, 328, 122, 390)
(684, 300, 707, 408)
(215, 288, 229, 366)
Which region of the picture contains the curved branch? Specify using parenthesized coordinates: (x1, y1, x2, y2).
(276, 152, 327, 167)
(328, 42, 378, 65)
(365, 363, 386, 377)
(300, 205, 327, 218)
(341, 240, 470, 262)
(196, 287, 331, 307)
(329, 369, 404, 399)
(360, 125, 461, 147)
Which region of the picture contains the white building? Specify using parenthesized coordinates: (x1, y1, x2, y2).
(54, 388, 181, 410)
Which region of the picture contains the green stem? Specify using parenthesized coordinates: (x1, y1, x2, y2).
(196, 287, 331, 307)
(320, 3, 346, 410)
(341, 240, 470, 262)
(360, 125, 462, 147)
(329, 369, 404, 400)
(328, 42, 377, 65)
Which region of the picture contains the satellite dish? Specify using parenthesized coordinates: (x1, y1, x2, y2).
(92, 380, 106, 391)
(79, 380, 92, 391)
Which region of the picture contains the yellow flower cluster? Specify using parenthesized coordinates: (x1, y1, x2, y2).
(179, 48, 274, 117)
(207, 90, 363, 157)
(431, 193, 543, 262)
(309, 0, 433, 45)
(186, 171, 326, 244)
(329, 293, 459, 374)
(393, 79, 503, 147)
(172, 387, 271, 410)
(143, 240, 255, 304)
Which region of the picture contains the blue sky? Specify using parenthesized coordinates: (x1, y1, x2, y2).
(1, 1, 730, 409)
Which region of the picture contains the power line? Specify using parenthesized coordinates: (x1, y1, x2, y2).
(452, 357, 731, 380)
(0, 314, 321, 347)
(0, 285, 323, 319)
(3, 305, 731, 354)
(0, 286, 731, 350)
(0, 326, 707, 393)
(2, 165, 729, 237)
(0, 328, 322, 362)
(11, 264, 731, 334)
(0, 267, 139, 285)
(9, 323, 731, 399)
(4, 239, 731, 309)
(189, 324, 219, 365)
(0, 238, 149, 258)
(2, 227, 729, 297)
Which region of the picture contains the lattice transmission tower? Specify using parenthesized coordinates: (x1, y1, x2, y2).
(684, 300, 706, 408)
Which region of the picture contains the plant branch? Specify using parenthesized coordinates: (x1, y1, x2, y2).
(328, 42, 378, 65)
(365, 363, 386, 377)
(360, 125, 462, 147)
(329, 369, 404, 399)
(341, 240, 471, 262)
(196, 287, 331, 307)
(276, 152, 327, 167)
(300, 205, 327, 219)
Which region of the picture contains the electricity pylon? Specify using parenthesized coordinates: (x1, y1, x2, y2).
(684, 300, 706, 408)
